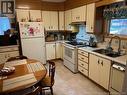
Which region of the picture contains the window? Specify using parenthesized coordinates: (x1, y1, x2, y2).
(109, 19, 127, 35)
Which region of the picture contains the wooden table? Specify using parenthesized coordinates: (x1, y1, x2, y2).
(0, 59, 47, 94)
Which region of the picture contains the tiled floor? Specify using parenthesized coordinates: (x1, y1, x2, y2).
(48, 60, 109, 95)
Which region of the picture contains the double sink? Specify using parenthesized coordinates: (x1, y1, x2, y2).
(93, 49, 124, 58)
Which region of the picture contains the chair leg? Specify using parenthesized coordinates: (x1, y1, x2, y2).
(50, 87, 53, 95)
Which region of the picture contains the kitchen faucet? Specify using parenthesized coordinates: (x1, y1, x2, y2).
(107, 35, 121, 55)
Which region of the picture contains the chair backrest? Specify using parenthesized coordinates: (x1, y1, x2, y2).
(47, 61, 56, 84)
(7, 55, 28, 62)
(24, 86, 42, 95)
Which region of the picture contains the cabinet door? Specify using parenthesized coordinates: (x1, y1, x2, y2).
(59, 11, 64, 30)
(99, 57, 111, 90)
(80, 6, 86, 22)
(56, 42, 61, 59)
(65, 10, 72, 30)
(50, 11, 58, 30)
(46, 43, 56, 60)
(42, 11, 50, 30)
(16, 9, 29, 22)
(0, 52, 6, 64)
(29, 10, 42, 21)
(72, 6, 86, 22)
(86, 3, 95, 33)
(89, 54, 99, 84)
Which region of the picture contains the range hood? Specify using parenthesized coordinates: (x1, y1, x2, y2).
(69, 21, 86, 25)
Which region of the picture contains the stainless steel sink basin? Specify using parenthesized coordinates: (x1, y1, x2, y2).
(93, 49, 123, 58)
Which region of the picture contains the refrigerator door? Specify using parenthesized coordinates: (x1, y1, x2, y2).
(21, 38, 46, 64)
(19, 22, 44, 39)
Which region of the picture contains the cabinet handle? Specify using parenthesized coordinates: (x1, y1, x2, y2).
(49, 26, 50, 29)
(101, 61, 103, 66)
(51, 26, 53, 29)
(91, 27, 93, 29)
(98, 59, 100, 64)
(81, 52, 84, 54)
(81, 57, 84, 60)
(5, 55, 7, 58)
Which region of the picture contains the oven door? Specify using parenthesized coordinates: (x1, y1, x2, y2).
(63, 45, 75, 64)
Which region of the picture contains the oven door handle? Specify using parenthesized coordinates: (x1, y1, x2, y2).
(64, 45, 75, 50)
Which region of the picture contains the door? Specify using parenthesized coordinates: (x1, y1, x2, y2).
(99, 57, 111, 90)
(89, 54, 99, 84)
(50, 11, 58, 30)
(59, 11, 64, 30)
(86, 3, 95, 33)
(21, 38, 46, 64)
(16, 9, 29, 22)
(46, 43, 56, 60)
(56, 42, 61, 59)
(29, 10, 42, 21)
(72, 6, 86, 22)
(42, 11, 50, 30)
(19, 22, 44, 39)
(65, 10, 72, 30)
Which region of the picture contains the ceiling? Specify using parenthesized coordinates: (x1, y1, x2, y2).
(42, 0, 66, 2)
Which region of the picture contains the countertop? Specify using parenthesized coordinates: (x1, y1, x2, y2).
(0, 45, 19, 49)
(78, 47, 127, 66)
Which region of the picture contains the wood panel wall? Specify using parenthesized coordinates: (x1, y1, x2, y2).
(15, 0, 42, 10)
(42, 2, 64, 11)
(15, 0, 64, 11)
(64, 0, 101, 10)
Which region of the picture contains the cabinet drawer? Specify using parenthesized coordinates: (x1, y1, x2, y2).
(78, 66, 88, 76)
(78, 50, 88, 57)
(78, 54, 88, 63)
(78, 60, 88, 70)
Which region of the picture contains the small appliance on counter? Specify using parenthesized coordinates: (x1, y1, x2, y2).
(89, 36, 97, 47)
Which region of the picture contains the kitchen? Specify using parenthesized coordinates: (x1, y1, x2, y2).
(0, 0, 127, 95)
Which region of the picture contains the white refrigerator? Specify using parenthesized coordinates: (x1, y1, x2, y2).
(19, 22, 46, 64)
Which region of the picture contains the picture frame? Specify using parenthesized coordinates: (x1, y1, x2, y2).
(1, 1, 14, 14)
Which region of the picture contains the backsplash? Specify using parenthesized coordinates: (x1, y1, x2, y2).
(76, 25, 97, 42)
(105, 37, 127, 49)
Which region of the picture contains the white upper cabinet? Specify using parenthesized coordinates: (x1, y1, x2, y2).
(59, 11, 64, 30)
(16, 9, 42, 22)
(16, 9, 30, 22)
(42, 11, 50, 30)
(72, 5, 86, 22)
(86, 3, 95, 33)
(42, 11, 58, 31)
(29, 10, 42, 22)
(65, 10, 72, 31)
(50, 11, 58, 30)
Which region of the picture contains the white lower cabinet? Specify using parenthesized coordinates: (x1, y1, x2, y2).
(89, 54, 111, 90)
(0, 46, 19, 64)
(46, 42, 63, 60)
(56, 42, 61, 59)
(78, 49, 89, 76)
(46, 43, 56, 60)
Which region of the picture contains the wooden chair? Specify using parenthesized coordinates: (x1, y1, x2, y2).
(6, 55, 28, 62)
(41, 61, 56, 95)
(24, 86, 43, 95)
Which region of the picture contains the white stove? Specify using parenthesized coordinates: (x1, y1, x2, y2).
(63, 41, 86, 73)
